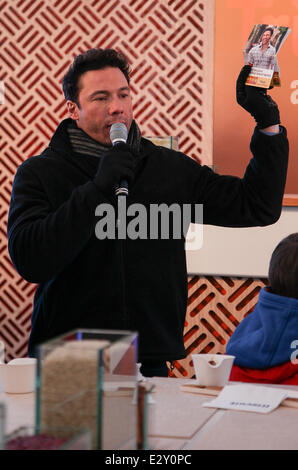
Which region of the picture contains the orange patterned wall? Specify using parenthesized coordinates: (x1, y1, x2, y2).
(0, 0, 264, 377)
(172, 275, 267, 378)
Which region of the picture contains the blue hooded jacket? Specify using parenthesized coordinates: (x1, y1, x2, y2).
(226, 287, 298, 369)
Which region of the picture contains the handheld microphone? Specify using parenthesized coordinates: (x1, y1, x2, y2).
(110, 123, 129, 197)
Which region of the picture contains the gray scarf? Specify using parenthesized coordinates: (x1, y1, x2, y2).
(67, 119, 142, 158)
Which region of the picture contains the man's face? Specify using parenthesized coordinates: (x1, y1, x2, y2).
(67, 67, 133, 145)
(261, 30, 272, 46)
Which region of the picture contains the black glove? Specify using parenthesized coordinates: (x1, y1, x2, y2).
(236, 65, 280, 129)
(94, 143, 136, 199)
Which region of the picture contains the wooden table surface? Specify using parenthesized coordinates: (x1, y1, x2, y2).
(1, 377, 298, 450)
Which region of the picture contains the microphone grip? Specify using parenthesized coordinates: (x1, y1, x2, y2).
(115, 179, 129, 197)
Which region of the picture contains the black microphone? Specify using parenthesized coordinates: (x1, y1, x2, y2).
(110, 122, 129, 197)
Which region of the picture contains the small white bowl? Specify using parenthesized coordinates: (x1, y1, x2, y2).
(0, 358, 37, 394)
(191, 354, 235, 387)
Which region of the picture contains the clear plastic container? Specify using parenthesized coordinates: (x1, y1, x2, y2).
(35, 329, 138, 450)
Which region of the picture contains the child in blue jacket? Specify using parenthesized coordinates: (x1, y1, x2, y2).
(227, 233, 298, 384)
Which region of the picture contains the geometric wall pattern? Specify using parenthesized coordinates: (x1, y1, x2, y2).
(0, 0, 214, 164)
(0, 0, 215, 365)
(170, 275, 268, 378)
(0, 0, 265, 377)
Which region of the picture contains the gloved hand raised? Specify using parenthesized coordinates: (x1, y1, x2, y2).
(94, 142, 136, 199)
(236, 65, 280, 129)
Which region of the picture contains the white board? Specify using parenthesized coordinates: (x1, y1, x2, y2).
(186, 207, 298, 278)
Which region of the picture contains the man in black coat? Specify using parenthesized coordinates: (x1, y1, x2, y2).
(7, 49, 288, 377)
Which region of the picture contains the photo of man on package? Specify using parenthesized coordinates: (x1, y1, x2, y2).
(244, 24, 290, 88)
(247, 27, 276, 70)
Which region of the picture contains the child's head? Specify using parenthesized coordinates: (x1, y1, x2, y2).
(268, 233, 298, 300)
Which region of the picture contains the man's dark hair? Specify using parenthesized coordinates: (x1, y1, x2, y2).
(264, 27, 274, 36)
(268, 233, 298, 300)
(62, 48, 131, 106)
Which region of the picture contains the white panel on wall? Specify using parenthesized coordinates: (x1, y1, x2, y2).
(186, 207, 298, 278)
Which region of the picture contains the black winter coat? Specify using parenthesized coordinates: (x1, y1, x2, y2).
(7, 119, 289, 361)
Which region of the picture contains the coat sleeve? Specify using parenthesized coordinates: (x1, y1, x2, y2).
(190, 126, 289, 227)
(7, 159, 106, 284)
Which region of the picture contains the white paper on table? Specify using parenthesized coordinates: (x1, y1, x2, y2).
(202, 384, 288, 414)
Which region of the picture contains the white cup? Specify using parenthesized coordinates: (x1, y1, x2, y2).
(191, 354, 235, 387)
(0, 358, 37, 394)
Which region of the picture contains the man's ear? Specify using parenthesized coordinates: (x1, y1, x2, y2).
(66, 100, 79, 120)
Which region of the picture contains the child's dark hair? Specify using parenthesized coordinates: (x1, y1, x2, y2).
(62, 48, 131, 106)
(268, 233, 298, 300)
